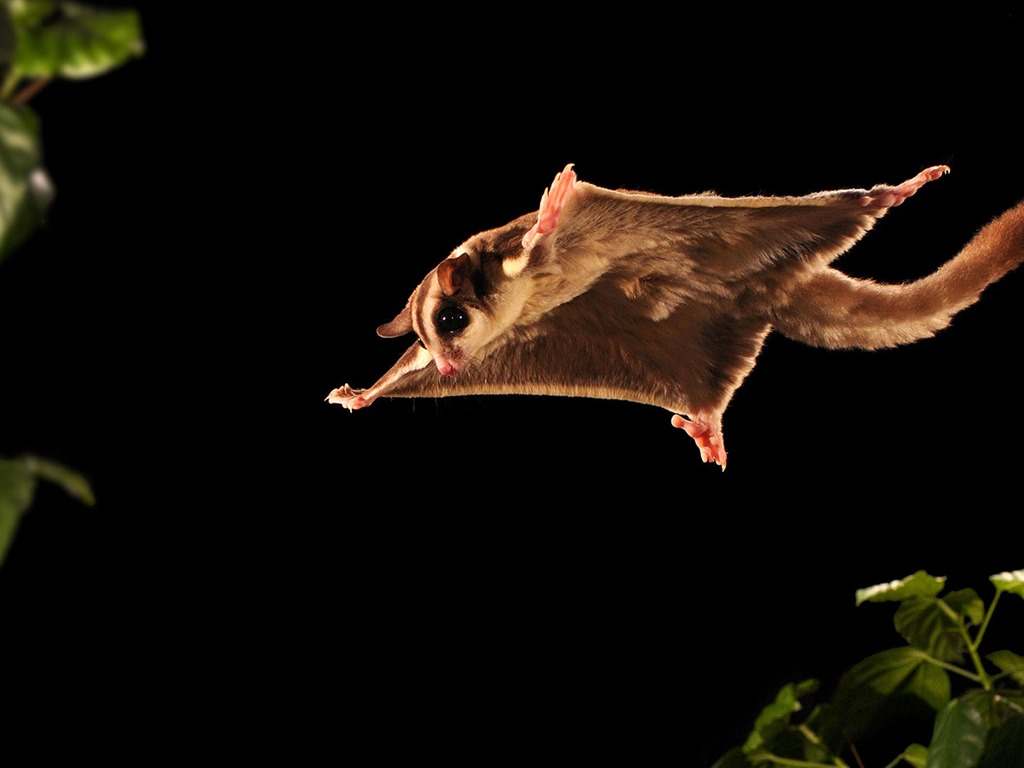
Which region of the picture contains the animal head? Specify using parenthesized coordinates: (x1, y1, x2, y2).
(375, 217, 538, 376)
(375, 164, 579, 377)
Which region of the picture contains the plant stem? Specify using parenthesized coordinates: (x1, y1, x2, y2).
(936, 598, 993, 689)
(922, 654, 982, 683)
(848, 741, 866, 768)
(797, 724, 821, 745)
(757, 754, 849, 768)
(11, 76, 48, 106)
(995, 693, 1024, 716)
(973, 589, 1001, 650)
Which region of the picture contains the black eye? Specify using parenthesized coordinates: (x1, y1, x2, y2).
(435, 305, 469, 333)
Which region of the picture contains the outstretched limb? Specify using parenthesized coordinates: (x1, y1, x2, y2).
(326, 384, 376, 411)
(522, 163, 578, 248)
(859, 164, 949, 209)
(671, 413, 727, 470)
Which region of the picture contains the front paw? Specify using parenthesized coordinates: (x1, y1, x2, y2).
(326, 385, 375, 411)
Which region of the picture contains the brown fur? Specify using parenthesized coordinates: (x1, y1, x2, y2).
(772, 201, 1024, 349)
(327, 165, 1024, 469)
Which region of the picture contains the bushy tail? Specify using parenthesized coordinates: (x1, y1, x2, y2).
(771, 200, 1024, 350)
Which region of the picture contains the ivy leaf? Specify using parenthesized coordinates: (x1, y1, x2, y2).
(11, 1, 145, 80)
(990, 570, 1024, 599)
(986, 650, 1024, 686)
(0, 456, 37, 564)
(0, 102, 52, 261)
(856, 571, 946, 606)
(927, 693, 989, 768)
(893, 590, 983, 663)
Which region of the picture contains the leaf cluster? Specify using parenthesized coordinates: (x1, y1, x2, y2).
(713, 570, 1024, 768)
(0, 0, 144, 261)
(0, 1, 143, 564)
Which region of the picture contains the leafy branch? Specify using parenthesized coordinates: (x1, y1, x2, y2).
(0, 0, 144, 565)
(0, 0, 144, 262)
(713, 570, 1024, 768)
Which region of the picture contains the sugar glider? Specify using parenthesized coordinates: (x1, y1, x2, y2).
(327, 164, 1024, 469)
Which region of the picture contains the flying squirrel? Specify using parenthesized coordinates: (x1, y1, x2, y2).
(327, 164, 1024, 469)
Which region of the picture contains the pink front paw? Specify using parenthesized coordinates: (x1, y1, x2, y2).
(671, 413, 727, 469)
(860, 164, 949, 209)
(325, 384, 376, 411)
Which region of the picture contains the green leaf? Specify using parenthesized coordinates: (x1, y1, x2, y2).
(741, 679, 818, 752)
(0, 455, 36, 563)
(11, 1, 144, 80)
(0, 101, 51, 261)
(901, 743, 929, 768)
(842, 647, 932, 695)
(709, 746, 755, 768)
(943, 589, 985, 627)
(8, 1, 60, 29)
(25, 454, 94, 505)
(986, 650, 1024, 686)
(978, 712, 1024, 768)
(927, 693, 989, 768)
(0, 453, 94, 566)
(990, 570, 1024, 598)
(827, 647, 950, 740)
(907, 661, 954, 712)
(894, 593, 980, 663)
(856, 571, 947, 606)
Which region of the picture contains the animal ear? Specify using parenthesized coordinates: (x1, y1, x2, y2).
(521, 163, 577, 251)
(376, 303, 413, 338)
(437, 252, 474, 296)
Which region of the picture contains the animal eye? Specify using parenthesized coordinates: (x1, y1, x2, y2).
(435, 305, 468, 333)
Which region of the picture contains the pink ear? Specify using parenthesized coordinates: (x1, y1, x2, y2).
(522, 163, 577, 249)
(376, 304, 413, 337)
(437, 252, 473, 296)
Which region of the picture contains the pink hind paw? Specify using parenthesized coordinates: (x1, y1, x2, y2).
(671, 413, 727, 470)
(325, 385, 376, 411)
(522, 163, 578, 248)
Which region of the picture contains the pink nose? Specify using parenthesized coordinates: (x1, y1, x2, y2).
(434, 357, 461, 376)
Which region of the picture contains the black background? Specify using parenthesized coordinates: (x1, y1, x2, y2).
(2, 6, 1022, 765)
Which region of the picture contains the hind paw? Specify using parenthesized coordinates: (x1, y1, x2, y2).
(671, 413, 727, 470)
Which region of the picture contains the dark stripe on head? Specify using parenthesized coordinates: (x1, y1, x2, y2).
(411, 279, 430, 341)
(492, 224, 529, 258)
(470, 257, 488, 299)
